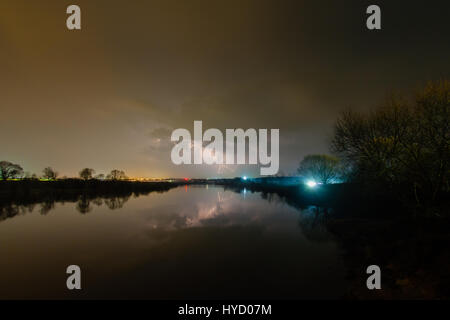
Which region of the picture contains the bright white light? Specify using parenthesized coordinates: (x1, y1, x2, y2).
(242, 176, 248, 181)
(306, 180, 317, 188)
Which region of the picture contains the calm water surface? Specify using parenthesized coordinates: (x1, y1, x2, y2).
(0, 186, 348, 299)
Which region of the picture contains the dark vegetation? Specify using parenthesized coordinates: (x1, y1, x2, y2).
(297, 154, 344, 184)
(332, 80, 449, 216)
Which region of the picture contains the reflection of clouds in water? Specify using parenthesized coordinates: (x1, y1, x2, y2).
(143, 210, 190, 231)
(194, 191, 227, 223)
(139, 191, 230, 231)
(139, 190, 296, 233)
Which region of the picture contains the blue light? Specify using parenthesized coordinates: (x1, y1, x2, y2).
(306, 180, 317, 188)
(242, 176, 248, 181)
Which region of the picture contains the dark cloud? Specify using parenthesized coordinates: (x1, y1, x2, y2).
(1, 0, 449, 177)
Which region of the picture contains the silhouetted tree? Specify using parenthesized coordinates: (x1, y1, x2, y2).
(40, 201, 55, 215)
(94, 173, 105, 180)
(104, 196, 129, 209)
(92, 198, 103, 206)
(297, 154, 342, 184)
(79, 168, 95, 180)
(414, 81, 450, 203)
(76, 196, 92, 214)
(0, 204, 20, 221)
(331, 80, 449, 208)
(0, 161, 24, 180)
(107, 169, 127, 180)
(42, 167, 58, 180)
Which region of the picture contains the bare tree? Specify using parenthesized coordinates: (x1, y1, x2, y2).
(414, 80, 450, 202)
(79, 168, 95, 180)
(95, 173, 105, 180)
(331, 96, 413, 185)
(42, 167, 58, 180)
(297, 154, 342, 184)
(107, 169, 127, 180)
(0, 161, 24, 180)
(331, 80, 449, 206)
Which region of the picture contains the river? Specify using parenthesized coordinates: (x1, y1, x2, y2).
(0, 185, 348, 299)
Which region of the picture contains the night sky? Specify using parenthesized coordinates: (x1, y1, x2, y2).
(1, 0, 449, 178)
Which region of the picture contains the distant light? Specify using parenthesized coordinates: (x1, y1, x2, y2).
(242, 176, 248, 181)
(183, 178, 189, 181)
(306, 180, 317, 188)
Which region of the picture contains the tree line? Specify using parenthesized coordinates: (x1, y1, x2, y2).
(0, 162, 128, 181)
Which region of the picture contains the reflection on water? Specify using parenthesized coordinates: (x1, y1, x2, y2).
(0, 195, 133, 219)
(0, 185, 347, 299)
